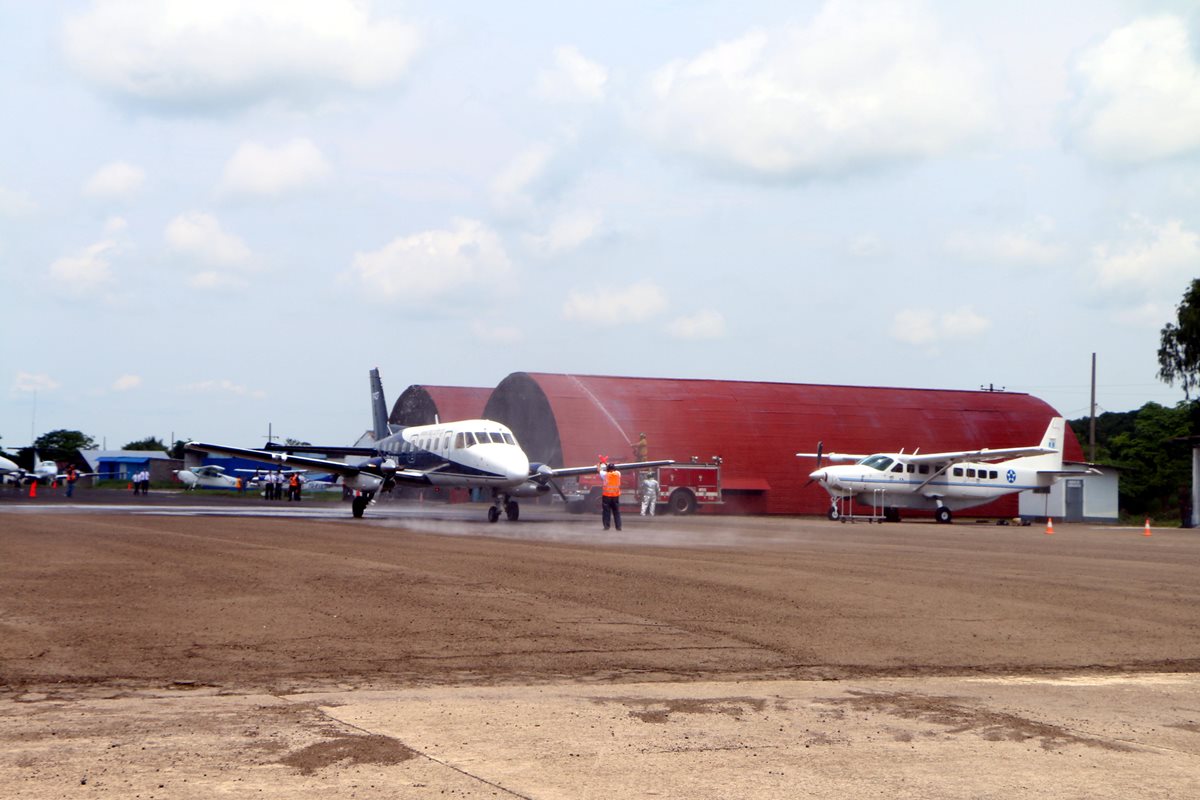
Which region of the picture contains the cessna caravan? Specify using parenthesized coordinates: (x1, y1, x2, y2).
(798, 417, 1070, 523)
(186, 368, 671, 520)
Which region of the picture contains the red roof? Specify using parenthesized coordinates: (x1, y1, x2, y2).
(484, 372, 1081, 516)
(392, 385, 491, 427)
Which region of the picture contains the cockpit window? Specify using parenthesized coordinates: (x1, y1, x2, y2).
(489, 432, 505, 444)
(859, 455, 894, 471)
(474, 432, 488, 444)
(464, 432, 476, 447)
(502, 433, 515, 445)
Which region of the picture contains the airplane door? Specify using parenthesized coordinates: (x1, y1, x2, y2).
(1065, 479, 1084, 522)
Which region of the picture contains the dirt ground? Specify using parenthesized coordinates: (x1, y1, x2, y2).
(2, 492, 1199, 797)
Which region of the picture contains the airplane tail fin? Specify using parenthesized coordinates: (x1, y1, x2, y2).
(370, 368, 390, 442)
(1009, 417, 1065, 472)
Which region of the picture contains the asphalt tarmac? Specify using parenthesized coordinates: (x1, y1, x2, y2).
(1, 490, 1198, 798)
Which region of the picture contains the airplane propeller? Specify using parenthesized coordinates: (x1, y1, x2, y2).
(534, 464, 571, 502)
(803, 441, 824, 488)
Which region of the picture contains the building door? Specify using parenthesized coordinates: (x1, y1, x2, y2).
(1065, 479, 1084, 522)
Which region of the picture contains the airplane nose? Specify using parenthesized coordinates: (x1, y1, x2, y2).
(809, 469, 826, 483)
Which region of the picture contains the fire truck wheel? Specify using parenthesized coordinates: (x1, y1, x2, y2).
(669, 488, 697, 515)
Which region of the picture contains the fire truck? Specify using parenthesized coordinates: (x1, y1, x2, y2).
(568, 458, 723, 515)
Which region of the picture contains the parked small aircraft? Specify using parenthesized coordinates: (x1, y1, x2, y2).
(798, 417, 1071, 523)
(1, 451, 93, 485)
(186, 368, 673, 520)
(174, 464, 242, 490)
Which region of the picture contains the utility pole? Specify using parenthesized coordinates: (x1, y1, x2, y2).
(1089, 353, 1097, 463)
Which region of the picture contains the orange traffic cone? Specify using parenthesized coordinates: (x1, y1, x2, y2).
(1045, 517, 1054, 535)
(1143, 518, 1152, 537)
(28, 481, 37, 498)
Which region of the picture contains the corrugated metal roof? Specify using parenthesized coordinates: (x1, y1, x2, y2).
(484, 373, 1082, 516)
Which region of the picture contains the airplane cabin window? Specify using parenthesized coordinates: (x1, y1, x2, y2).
(918, 465, 929, 474)
(891, 464, 904, 473)
(966, 469, 976, 478)
(953, 467, 964, 477)
(906, 464, 915, 473)
(989, 470, 998, 479)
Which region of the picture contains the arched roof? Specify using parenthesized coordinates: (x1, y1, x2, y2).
(483, 372, 1082, 516)
(392, 385, 491, 427)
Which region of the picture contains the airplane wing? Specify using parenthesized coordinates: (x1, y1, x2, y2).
(795, 451, 867, 462)
(186, 442, 436, 487)
(538, 459, 675, 479)
(902, 445, 1056, 465)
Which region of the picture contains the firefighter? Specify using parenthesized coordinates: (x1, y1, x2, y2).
(599, 460, 622, 531)
(633, 432, 648, 462)
(639, 470, 659, 516)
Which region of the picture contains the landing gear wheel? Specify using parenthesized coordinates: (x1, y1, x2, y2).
(487, 505, 500, 523)
(884, 507, 901, 523)
(352, 495, 367, 518)
(505, 500, 519, 521)
(935, 506, 952, 524)
(828, 506, 840, 521)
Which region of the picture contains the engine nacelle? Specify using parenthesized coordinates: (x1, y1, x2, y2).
(509, 480, 551, 498)
(343, 473, 384, 492)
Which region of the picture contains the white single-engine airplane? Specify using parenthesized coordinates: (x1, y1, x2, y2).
(186, 368, 673, 521)
(798, 417, 1070, 523)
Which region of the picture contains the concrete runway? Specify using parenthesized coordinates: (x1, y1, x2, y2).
(1, 492, 1198, 798)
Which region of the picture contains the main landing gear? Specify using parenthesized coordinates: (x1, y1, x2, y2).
(351, 491, 375, 519)
(488, 493, 519, 523)
(935, 505, 953, 524)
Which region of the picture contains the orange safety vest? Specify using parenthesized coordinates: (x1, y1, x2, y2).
(602, 470, 621, 497)
(289, 474, 299, 488)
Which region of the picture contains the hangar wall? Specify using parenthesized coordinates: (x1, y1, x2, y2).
(483, 372, 1084, 517)
(391, 385, 491, 428)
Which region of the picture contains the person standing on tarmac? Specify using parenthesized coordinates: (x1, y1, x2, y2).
(599, 460, 622, 531)
(65, 464, 78, 498)
(639, 471, 659, 516)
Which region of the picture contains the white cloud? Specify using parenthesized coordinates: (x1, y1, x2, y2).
(181, 379, 266, 399)
(891, 306, 989, 346)
(490, 143, 556, 215)
(83, 161, 145, 198)
(188, 271, 247, 291)
(536, 45, 607, 103)
(49, 240, 117, 291)
(666, 310, 726, 340)
(471, 321, 523, 344)
(0, 185, 37, 216)
(639, 0, 994, 179)
(165, 212, 252, 266)
(944, 221, 1063, 266)
(62, 0, 420, 112)
(13, 372, 60, 393)
(523, 209, 603, 256)
(1091, 216, 1200, 294)
(112, 374, 142, 391)
(219, 138, 331, 197)
(349, 219, 512, 300)
(1068, 16, 1200, 164)
(562, 281, 668, 324)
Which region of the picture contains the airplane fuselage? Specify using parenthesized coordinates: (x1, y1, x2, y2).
(809, 454, 1055, 513)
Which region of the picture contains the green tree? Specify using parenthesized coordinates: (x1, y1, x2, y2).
(1091, 402, 1193, 517)
(22, 429, 97, 465)
(1157, 278, 1200, 398)
(168, 440, 189, 459)
(123, 436, 167, 451)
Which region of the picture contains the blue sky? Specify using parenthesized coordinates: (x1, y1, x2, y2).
(3, 0, 1199, 449)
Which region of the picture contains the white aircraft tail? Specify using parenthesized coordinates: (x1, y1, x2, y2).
(1007, 417, 1065, 472)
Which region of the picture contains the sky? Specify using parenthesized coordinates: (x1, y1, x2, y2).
(3, 0, 1200, 450)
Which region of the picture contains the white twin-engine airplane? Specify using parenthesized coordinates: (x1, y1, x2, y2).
(1, 451, 93, 485)
(797, 417, 1069, 523)
(186, 369, 672, 521)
